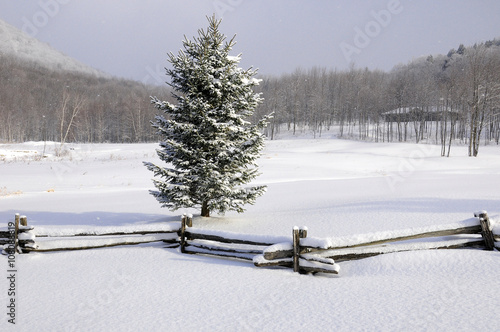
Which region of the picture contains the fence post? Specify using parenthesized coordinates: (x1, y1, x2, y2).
(17, 215, 35, 254)
(292, 226, 309, 273)
(475, 211, 495, 250)
(14, 214, 20, 254)
(299, 226, 308, 239)
(180, 214, 187, 253)
(180, 214, 193, 253)
(293, 226, 300, 272)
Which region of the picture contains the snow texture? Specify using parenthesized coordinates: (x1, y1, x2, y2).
(1, 137, 500, 330)
(33, 222, 180, 237)
(34, 233, 178, 251)
(301, 218, 481, 249)
(187, 226, 289, 245)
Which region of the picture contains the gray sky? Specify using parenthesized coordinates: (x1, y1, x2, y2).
(1, 0, 499, 85)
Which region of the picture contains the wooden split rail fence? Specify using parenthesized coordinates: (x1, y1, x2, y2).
(0, 214, 35, 254)
(178, 214, 281, 261)
(2, 212, 499, 275)
(255, 211, 498, 274)
(1, 213, 179, 254)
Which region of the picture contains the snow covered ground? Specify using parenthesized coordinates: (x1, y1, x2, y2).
(1, 137, 499, 331)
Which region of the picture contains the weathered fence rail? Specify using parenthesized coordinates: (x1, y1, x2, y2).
(254, 211, 498, 274)
(1, 215, 179, 253)
(2, 211, 499, 276)
(258, 219, 485, 261)
(0, 214, 36, 253)
(179, 214, 288, 261)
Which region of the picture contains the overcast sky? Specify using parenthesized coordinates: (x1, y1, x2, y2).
(1, 0, 499, 84)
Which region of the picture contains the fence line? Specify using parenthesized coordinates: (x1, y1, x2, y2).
(1, 216, 179, 253)
(2, 212, 499, 275)
(259, 220, 485, 261)
(179, 214, 286, 260)
(476, 211, 496, 250)
(254, 212, 498, 274)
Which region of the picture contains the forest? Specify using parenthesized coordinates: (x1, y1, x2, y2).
(1, 39, 499, 156)
(254, 39, 500, 156)
(0, 53, 170, 145)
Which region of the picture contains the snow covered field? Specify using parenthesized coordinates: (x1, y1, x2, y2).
(1, 137, 500, 331)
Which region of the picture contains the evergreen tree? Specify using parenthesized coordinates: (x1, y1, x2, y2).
(144, 16, 270, 217)
(457, 43, 466, 55)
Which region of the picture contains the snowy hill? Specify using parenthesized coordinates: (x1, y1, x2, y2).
(0, 18, 107, 77)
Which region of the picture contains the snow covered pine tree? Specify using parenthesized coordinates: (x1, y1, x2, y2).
(144, 16, 270, 217)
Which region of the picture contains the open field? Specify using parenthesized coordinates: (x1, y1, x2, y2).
(1, 138, 499, 331)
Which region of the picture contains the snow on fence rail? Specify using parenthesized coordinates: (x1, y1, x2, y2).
(254, 211, 499, 274)
(178, 216, 340, 274)
(0, 215, 34, 254)
(179, 214, 289, 261)
(182, 213, 498, 275)
(1, 212, 499, 276)
(0, 214, 179, 253)
(258, 217, 486, 261)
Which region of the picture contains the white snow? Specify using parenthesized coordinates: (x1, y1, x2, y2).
(185, 226, 289, 245)
(33, 223, 180, 237)
(33, 233, 178, 252)
(226, 55, 241, 62)
(0, 19, 107, 77)
(263, 241, 293, 254)
(301, 218, 481, 249)
(16, 232, 35, 241)
(299, 258, 340, 273)
(1, 137, 500, 330)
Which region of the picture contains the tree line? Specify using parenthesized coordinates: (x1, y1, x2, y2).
(2, 39, 499, 156)
(0, 53, 171, 144)
(254, 39, 500, 156)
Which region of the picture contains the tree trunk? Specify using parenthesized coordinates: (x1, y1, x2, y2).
(201, 201, 210, 217)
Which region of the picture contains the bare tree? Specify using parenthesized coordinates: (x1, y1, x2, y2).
(57, 90, 85, 155)
(464, 44, 500, 156)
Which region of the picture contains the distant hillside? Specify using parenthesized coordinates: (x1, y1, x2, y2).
(0, 18, 106, 77)
(0, 19, 172, 144)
